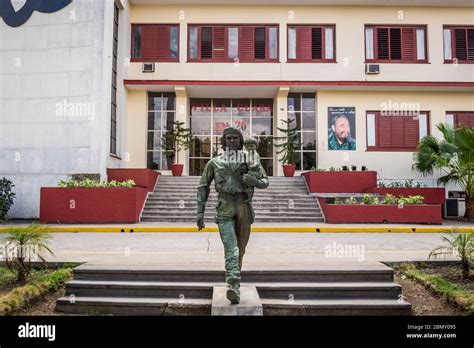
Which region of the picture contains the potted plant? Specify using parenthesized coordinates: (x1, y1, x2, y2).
(162, 121, 194, 176)
(273, 119, 301, 177)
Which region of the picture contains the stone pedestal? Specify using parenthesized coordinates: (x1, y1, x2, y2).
(211, 285, 263, 316)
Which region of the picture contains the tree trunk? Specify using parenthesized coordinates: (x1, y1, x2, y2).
(461, 260, 470, 280)
(464, 195, 474, 221)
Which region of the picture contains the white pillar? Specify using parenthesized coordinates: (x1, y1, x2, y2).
(175, 86, 189, 175)
(274, 87, 290, 177)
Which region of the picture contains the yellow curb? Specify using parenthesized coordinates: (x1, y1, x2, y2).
(0, 226, 472, 233)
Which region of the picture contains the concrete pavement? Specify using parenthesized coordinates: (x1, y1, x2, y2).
(0, 232, 460, 266)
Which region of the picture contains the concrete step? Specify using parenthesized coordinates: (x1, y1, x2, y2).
(65, 280, 214, 299)
(261, 298, 411, 316)
(55, 296, 211, 315)
(141, 211, 322, 217)
(72, 268, 394, 283)
(256, 282, 401, 299)
(67, 280, 400, 300)
(143, 201, 320, 207)
(140, 217, 325, 223)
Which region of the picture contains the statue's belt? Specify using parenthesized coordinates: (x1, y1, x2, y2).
(218, 192, 248, 201)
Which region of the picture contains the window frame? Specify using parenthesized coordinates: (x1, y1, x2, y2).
(366, 111, 431, 152)
(187, 24, 280, 63)
(364, 24, 428, 64)
(443, 25, 474, 64)
(286, 24, 336, 63)
(130, 23, 180, 63)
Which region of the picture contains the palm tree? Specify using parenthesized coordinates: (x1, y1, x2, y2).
(413, 124, 474, 220)
(429, 231, 473, 279)
(2, 223, 54, 283)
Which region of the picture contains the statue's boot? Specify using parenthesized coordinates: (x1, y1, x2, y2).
(226, 280, 240, 304)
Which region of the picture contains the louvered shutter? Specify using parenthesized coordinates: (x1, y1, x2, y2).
(389, 28, 401, 60)
(403, 116, 419, 148)
(467, 29, 474, 61)
(142, 26, 157, 61)
(240, 26, 254, 61)
(456, 113, 474, 128)
(311, 27, 322, 60)
(401, 27, 415, 61)
(155, 26, 168, 61)
(454, 28, 467, 60)
(296, 26, 311, 60)
(378, 114, 392, 148)
(201, 27, 213, 59)
(213, 26, 225, 61)
(377, 28, 389, 60)
(254, 27, 266, 59)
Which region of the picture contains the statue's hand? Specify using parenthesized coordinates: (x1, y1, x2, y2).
(242, 173, 258, 187)
(197, 217, 206, 230)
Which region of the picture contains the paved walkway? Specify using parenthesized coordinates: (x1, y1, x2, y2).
(0, 232, 460, 266)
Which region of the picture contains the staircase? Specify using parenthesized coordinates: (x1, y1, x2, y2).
(140, 176, 324, 223)
(55, 263, 411, 316)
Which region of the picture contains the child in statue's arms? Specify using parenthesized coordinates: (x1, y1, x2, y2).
(243, 138, 263, 199)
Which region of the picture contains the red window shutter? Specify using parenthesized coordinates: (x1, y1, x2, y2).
(468, 29, 474, 60)
(377, 28, 390, 60)
(390, 117, 405, 147)
(389, 28, 401, 60)
(240, 26, 254, 61)
(212, 26, 225, 61)
(456, 112, 474, 128)
(142, 26, 157, 61)
(454, 28, 467, 60)
(401, 27, 415, 61)
(155, 26, 169, 61)
(201, 27, 213, 59)
(297, 26, 312, 60)
(311, 27, 322, 60)
(403, 116, 419, 148)
(378, 114, 392, 148)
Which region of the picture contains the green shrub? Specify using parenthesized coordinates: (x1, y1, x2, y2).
(0, 178, 15, 220)
(0, 268, 72, 316)
(58, 179, 135, 188)
(362, 194, 371, 204)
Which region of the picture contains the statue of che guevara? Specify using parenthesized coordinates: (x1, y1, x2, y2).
(196, 127, 269, 304)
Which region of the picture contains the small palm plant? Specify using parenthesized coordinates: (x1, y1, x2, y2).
(428, 231, 473, 279)
(2, 223, 54, 283)
(272, 119, 301, 177)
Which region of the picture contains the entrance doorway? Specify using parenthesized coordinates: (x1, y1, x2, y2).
(189, 98, 274, 176)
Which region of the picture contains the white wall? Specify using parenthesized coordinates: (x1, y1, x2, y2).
(0, 0, 116, 218)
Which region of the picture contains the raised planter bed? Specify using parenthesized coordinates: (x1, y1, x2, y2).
(302, 171, 377, 193)
(40, 187, 148, 223)
(318, 199, 442, 224)
(107, 168, 159, 192)
(40, 168, 159, 223)
(367, 187, 445, 205)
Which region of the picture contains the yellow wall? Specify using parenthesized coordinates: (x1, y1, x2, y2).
(127, 5, 474, 82)
(126, 89, 148, 167)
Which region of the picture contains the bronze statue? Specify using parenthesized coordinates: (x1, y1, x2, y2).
(197, 128, 269, 304)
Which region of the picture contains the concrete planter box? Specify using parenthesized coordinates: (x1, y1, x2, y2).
(107, 168, 160, 193)
(318, 199, 442, 224)
(367, 187, 445, 205)
(40, 187, 149, 223)
(40, 168, 159, 223)
(302, 171, 377, 193)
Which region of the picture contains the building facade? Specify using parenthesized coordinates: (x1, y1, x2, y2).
(0, 0, 473, 218)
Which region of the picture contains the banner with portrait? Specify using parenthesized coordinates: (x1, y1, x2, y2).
(328, 107, 356, 151)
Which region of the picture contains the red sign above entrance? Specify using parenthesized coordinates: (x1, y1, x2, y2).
(191, 103, 272, 113)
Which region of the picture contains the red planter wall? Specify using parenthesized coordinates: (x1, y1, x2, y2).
(40, 187, 148, 223)
(367, 187, 446, 205)
(302, 171, 377, 193)
(107, 168, 159, 192)
(318, 199, 442, 224)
